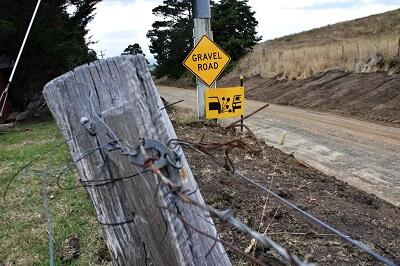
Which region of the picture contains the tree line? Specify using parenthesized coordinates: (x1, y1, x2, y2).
(1, 0, 260, 110)
(146, 0, 261, 78)
(0, 0, 100, 109)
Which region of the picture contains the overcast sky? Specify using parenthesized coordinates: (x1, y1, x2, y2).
(88, 0, 400, 63)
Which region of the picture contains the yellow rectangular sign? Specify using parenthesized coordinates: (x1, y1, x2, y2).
(205, 87, 244, 119)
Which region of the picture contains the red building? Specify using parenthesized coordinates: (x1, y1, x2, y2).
(0, 56, 13, 122)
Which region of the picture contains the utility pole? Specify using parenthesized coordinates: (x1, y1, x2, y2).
(192, 0, 214, 120)
(99, 50, 105, 59)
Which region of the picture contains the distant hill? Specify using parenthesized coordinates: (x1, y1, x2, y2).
(228, 8, 400, 79)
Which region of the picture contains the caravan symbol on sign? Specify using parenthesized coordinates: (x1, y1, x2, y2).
(183, 35, 231, 86)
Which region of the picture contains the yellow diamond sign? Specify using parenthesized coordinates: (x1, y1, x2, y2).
(183, 35, 231, 86)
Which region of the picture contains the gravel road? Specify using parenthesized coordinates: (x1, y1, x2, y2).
(158, 86, 400, 206)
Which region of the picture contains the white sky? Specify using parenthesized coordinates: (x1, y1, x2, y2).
(88, 0, 400, 63)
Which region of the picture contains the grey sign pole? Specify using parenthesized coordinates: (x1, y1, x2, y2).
(192, 0, 215, 120)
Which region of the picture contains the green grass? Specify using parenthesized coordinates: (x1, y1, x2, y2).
(0, 121, 105, 265)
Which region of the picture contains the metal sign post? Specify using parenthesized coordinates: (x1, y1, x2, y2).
(240, 75, 244, 132)
(192, 0, 213, 120)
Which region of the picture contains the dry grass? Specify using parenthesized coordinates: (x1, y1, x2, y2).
(228, 8, 400, 79)
(168, 106, 198, 125)
(231, 36, 399, 79)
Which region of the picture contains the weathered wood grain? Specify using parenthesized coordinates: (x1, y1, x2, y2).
(43, 55, 231, 265)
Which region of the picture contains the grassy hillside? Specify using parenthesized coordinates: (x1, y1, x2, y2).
(228, 8, 400, 79)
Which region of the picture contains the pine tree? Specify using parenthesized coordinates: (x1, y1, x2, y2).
(122, 43, 144, 55)
(146, 0, 193, 78)
(147, 0, 260, 78)
(122, 43, 150, 64)
(212, 0, 261, 62)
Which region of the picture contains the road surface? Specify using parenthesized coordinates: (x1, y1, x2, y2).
(158, 86, 400, 206)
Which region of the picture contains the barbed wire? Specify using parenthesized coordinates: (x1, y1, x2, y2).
(168, 130, 399, 265)
(160, 99, 184, 110)
(174, 191, 308, 265)
(2, 95, 181, 199)
(2, 98, 397, 265)
(167, 137, 397, 266)
(128, 140, 309, 265)
(2, 130, 88, 201)
(81, 102, 311, 265)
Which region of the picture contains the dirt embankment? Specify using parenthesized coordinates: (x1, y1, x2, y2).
(219, 70, 400, 126)
(173, 119, 400, 265)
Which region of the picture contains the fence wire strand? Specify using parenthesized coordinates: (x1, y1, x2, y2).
(2, 131, 88, 201)
(168, 138, 397, 266)
(42, 134, 56, 266)
(3, 99, 397, 266)
(83, 106, 313, 265)
(88, 101, 396, 265)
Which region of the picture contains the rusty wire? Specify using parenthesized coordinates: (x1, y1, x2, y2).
(167, 138, 396, 266)
(83, 105, 310, 266)
(126, 143, 309, 265)
(5, 99, 396, 265)
(225, 103, 269, 128)
(164, 106, 397, 266)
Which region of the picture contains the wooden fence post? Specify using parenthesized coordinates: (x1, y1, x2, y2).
(397, 38, 400, 57)
(43, 55, 231, 266)
(341, 44, 344, 61)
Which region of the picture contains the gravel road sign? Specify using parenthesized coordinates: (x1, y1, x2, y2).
(183, 35, 230, 86)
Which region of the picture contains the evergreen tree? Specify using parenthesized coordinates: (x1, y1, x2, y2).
(212, 0, 261, 62)
(146, 0, 193, 78)
(122, 43, 144, 55)
(0, 0, 100, 108)
(122, 43, 150, 64)
(147, 0, 261, 78)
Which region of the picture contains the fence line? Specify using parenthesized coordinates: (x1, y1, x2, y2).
(2, 102, 397, 265)
(234, 37, 400, 79)
(83, 105, 310, 265)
